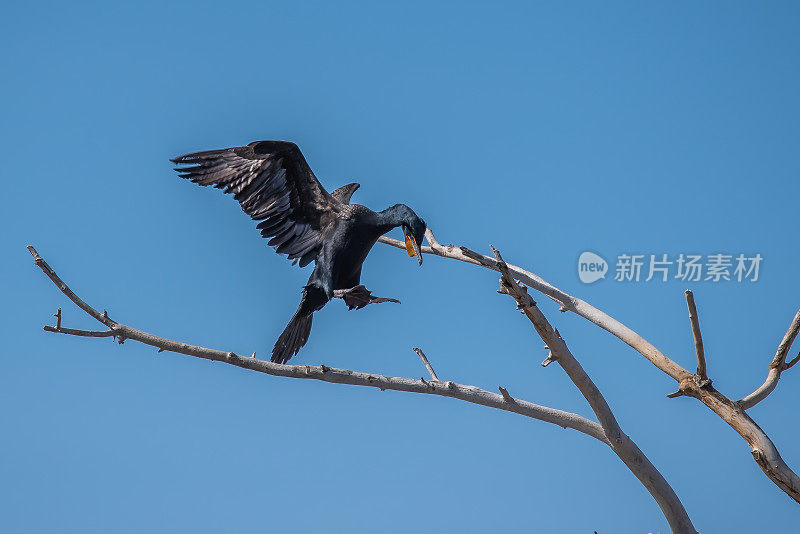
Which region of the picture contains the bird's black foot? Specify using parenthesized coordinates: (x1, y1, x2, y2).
(333, 285, 401, 310)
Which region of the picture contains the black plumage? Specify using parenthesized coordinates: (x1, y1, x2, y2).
(172, 140, 426, 364)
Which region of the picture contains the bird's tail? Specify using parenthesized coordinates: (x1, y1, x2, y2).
(271, 311, 314, 364)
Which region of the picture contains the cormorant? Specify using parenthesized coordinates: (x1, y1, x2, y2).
(172, 140, 426, 364)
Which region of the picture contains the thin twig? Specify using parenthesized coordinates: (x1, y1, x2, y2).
(771, 310, 800, 370)
(785, 352, 800, 371)
(27, 246, 115, 327)
(412, 347, 440, 381)
(684, 290, 708, 384)
(739, 309, 800, 409)
(43, 325, 117, 337)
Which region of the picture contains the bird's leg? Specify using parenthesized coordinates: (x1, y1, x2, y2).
(333, 285, 401, 310)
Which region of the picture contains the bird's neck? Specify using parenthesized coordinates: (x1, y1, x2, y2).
(375, 205, 411, 233)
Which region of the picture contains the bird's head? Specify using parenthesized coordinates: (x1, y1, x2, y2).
(399, 208, 426, 266)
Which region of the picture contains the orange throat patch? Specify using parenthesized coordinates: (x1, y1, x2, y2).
(404, 235, 417, 257)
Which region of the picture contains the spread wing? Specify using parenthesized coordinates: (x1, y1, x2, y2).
(173, 141, 339, 267)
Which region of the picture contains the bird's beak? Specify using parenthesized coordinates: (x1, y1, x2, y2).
(403, 227, 423, 266)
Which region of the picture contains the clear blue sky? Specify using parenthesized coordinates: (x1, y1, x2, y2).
(2, 2, 799, 532)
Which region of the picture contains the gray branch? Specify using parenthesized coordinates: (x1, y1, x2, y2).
(381, 231, 691, 381)
(27, 245, 607, 444)
(491, 245, 696, 534)
(379, 230, 800, 505)
(29, 242, 700, 530)
(412, 347, 440, 381)
(739, 309, 800, 409)
(32, 222, 800, 528)
(684, 290, 709, 386)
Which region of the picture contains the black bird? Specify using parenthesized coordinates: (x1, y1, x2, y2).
(172, 140, 426, 364)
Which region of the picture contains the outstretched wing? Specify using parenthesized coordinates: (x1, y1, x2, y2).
(173, 141, 339, 267)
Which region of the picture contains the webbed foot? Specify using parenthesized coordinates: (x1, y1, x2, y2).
(333, 285, 401, 310)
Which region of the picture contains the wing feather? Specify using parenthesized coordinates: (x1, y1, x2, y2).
(173, 141, 339, 266)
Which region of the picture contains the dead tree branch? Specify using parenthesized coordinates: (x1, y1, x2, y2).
(381, 231, 691, 381)
(412, 347, 440, 381)
(379, 230, 800, 504)
(739, 309, 800, 409)
(27, 246, 607, 442)
(684, 290, 709, 386)
(491, 246, 696, 534)
(29, 244, 700, 532)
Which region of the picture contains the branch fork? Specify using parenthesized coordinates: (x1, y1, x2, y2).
(26, 244, 610, 444)
(378, 230, 800, 508)
(30, 227, 800, 531)
(412, 347, 440, 382)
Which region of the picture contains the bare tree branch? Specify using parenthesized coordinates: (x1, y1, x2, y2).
(498, 386, 513, 402)
(26, 245, 607, 443)
(29, 244, 700, 532)
(785, 351, 800, 371)
(380, 231, 800, 504)
(380, 231, 692, 382)
(27, 246, 116, 328)
(739, 309, 800, 409)
(684, 290, 709, 385)
(44, 325, 118, 337)
(32, 225, 800, 524)
(412, 347, 440, 381)
(490, 246, 697, 534)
